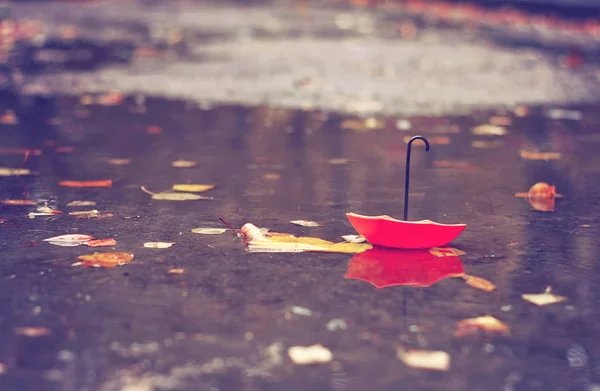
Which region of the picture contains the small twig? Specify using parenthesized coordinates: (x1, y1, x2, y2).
(218, 217, 241, 237)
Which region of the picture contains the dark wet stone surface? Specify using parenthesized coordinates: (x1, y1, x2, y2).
(0, 95, 599, 390)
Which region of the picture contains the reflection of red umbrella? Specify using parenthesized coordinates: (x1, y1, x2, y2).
(346, 135, 466, 249)
(345, 246, 465, 288)
(347, 213, 466, 249)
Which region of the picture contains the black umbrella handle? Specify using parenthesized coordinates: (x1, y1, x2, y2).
(404, 136, 430, 221)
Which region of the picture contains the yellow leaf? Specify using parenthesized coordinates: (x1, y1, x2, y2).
(241, 223, 370, 254)
(76, 252, 134, 268)
(397, 349, 450, 371)
(172, 184, 215, 193)
(519, 150, 561, 160)
(171, 160, 197, 168)
(522, 286, 566, 306)
(471, 124, 507, 136)
(460, 274, 496, 292)
(141, 186, 213, 201)
(0, 168, 31, 176)
(455, 315, 510, 337)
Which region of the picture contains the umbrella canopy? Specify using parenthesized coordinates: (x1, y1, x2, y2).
(345, 246, 465, 288)
(346, 213, 466, 249)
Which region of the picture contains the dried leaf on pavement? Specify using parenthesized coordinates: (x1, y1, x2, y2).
(141, 186, 213, 201)
(0, 168, 32, 176)
(397, 349, 450, 371)
(59, 180, 112, 188)
(191, 228, 227, 235)
(85, 238, 117, 247)
(44, 234, 94, 247)
(107, 158, 130, 165)
(241, 223, 371, 254)
(68, 210, 100, 217)
(288, 344, 333, 365)
(403, 136, 450, 145)
(144, 242, 175, 248)
(263, 173, 281, 180)
(341, 234, 367, 243)
(171, 160, 197, 168)
(290, 220, 321, 227)
(66, 200, 97, 207)
(460, 274, 496, 292)
(1, 200, 36, 205)
(519, 150, 561, 160)
(168, 268, 185, 275)
(76, 252, 134, 268)
(146, 126, 162, 134)
(15, 327, 51, 337)
(471, 124, 507, 136)
(522, 286, 567, 306)
(172, 184, 215, 193)
(455, 315, 510, 337)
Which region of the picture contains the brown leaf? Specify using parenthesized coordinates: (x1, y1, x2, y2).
(59, 180, 112, 188)
(1, 200, 36, 206)
(85, 238, 117, 247)
(171, 160, 197, 168)
(455, 315, 510, 337)
(75, 213, 113, 219)
(290, 220, 321, 227)
(460, 274, 496, 292)
(14, 327, 51, 337)
(76, 252, 134, 268)
(107, 158, 130, 165)
(263, 173, 281, 180)
(66, 200, 97, 207)
(403, 136, 450, 145)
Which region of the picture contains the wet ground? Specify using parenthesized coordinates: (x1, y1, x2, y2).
(1, 95, 600, 391)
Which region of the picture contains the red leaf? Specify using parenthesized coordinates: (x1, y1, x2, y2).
(59, 180, 112, 188)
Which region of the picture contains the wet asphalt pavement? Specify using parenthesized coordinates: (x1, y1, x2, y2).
(1, 95, 600, 391)
(1, 1, 600, 391)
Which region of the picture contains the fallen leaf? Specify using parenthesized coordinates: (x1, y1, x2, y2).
(519, 150, 561, 160)
(581, 224, 592, 228)
(341, 118, 383, 131)
(76, 252, 134, 268)
(44, 234, 93, 247)
(172, 184, 215, 193)
(76, 213, 113, 219)
(471, 124, 507, 136)
(455, 315, 510, 337)
(328, 158, 349, 165)
(263, 173, 281, 180)
(429, 247, 466, 257)
(0, 110, 18, 124)
(0, 168, 32, 176)
(241, 223, 371, 254)
(96, 91, 123, 106)
(107, 158, 130, 165)
(522, 286, 567, 306)
(489, 116, 512, 126)
(146, 126, 162, 134)
(28, 206, 62, 217)
(433, 160, 480, 172)
(290, 220, 321, 227)
(0, 218, 6, 224)
(141, 186, 212, 201)
(403, 136, 450, 145)
(460, 274, 496, 292)
(14, 327, 50, 337)
(55, 146, 74, 153)
(1, 200, 36, 206)
(66, 200, 97, 207)
(515, 182, 563, 212)
(68, 210, 99, 217)
(144, 242, 175, 248)
(59, 180, 112, 188)
(397, 349, 450, 371)
(341, 234, 367, 243)
(85, 238, 117, 247)
(288, 344, 333, 365)
(191, 228, 228, 235)
(168, 268, 185, 274)
(171, 160, 197, 168)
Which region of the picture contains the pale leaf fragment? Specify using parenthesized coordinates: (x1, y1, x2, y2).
(141, 186, 212, 201)
(15, 327, 51, 337)
(168, 268, 185, 275)
(68, 210, 99, 216)
(397, 349, 450, 371)
(288, 344, 333, 365)
(171, 160, 197, 168)
(522, 286, 567, 306)
(471, 124, 507, 136)
(144, 242, 175, 248)
(43, 234, 93, 247)
(455, 315, 510, 337)
(290, 220, 321, 227)
(191, 228, 227, 235)
(66, 200, 97, 207)
(519, 150, 561, 161)
(107, 158, 130, 165)
(341, 234, 367, 243)
(172, 184, 215, 193)
(460, 274, 496, 292)
(0, 167, 31, 176)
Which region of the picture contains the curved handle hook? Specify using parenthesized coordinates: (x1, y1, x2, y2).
(404, 135, 430, 221)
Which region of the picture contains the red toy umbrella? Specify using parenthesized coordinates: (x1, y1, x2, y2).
(346, 135, 466, 249)
(345, 246, 465, 288)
